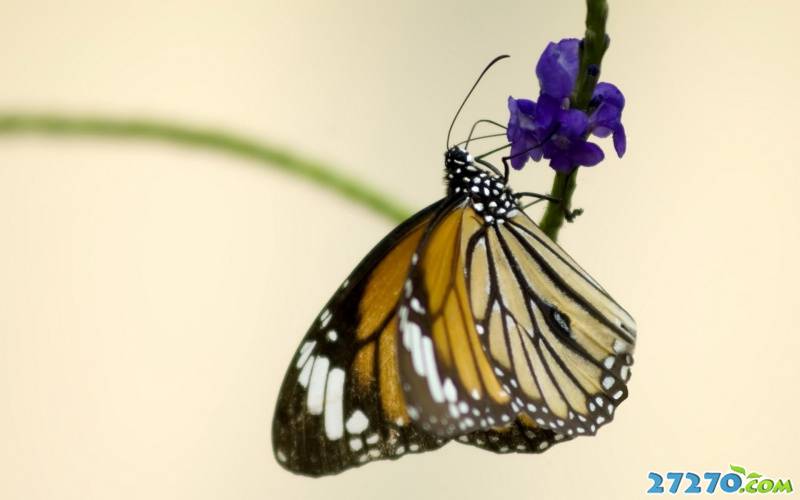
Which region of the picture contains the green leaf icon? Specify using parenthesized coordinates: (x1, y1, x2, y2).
(730, 465, 747, 475)
(747, 472, 762, 479)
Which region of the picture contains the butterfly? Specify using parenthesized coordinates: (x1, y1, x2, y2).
(272, 57, 637, 477)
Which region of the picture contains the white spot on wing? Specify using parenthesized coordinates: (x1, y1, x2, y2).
(298, 355, 314, 388)
(323, 368, 345, 440)
(449, 403, 459, 418)
(408, 322, 425, 375)
(346, 410, 369, 434)
(421, 336, 444, 402)
(296, 341, 316, 368)
(320, 309, 332, 328)
(443, 378, 457, 403)
(306, 356, 330, 415)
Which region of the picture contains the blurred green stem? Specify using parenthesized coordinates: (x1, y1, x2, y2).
(0, 113, 412, 223)
(538, 0, 609, 240)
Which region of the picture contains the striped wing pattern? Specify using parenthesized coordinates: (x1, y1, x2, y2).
(272, 202, 448, 477)
(274, 192, 636, 475)
(397, 204, 636, 447)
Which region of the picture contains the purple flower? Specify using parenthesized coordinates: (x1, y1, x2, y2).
(506, 97, 543, 169)
(541, 103, 605, 171)
(506, 38, 626, 171)
(588, 82, 627, 157)
(536, 39, 580, 100)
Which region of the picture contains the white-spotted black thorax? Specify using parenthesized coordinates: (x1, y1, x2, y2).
(444, 146, 518, 224)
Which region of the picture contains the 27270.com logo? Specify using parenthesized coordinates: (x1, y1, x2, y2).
(647, 465, 793, 494)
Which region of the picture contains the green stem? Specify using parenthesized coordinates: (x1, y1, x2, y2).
(538, 171, 577, 238)
(538, 0, 609, 241)
(0, 113, 412, 223)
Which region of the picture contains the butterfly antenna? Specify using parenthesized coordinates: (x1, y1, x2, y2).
(446, 54, 510, 151)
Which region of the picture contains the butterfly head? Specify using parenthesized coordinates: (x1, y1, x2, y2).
(444, 146, 518, 224)
(444, 145, 473, 171)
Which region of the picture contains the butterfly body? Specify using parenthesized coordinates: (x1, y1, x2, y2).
(272, 146, 637, 476)
(444, 147, 518, 224)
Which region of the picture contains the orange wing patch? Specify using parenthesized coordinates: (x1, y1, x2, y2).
(351, 313, 410, 425)
(357, 222, 427, 341)
(397, 204, 512, 437)
(351, 217, 430, 425)
(378, 319, 407, 424)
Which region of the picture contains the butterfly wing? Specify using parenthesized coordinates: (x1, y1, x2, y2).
(272, 200, 449, 477)
(397, 203, 636, 447)
(460, 208, 637, 447)
(397, 200, 516, 435)
(455, 415, 574, 453)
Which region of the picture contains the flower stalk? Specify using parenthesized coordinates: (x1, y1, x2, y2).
(538, 0, 610, 240)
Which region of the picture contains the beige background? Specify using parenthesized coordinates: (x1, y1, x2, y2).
(1, 1, 798, 499)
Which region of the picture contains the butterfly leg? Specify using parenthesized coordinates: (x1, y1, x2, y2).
(515, 192, 562, 211)
(563, 207, 584, 222)
(514, 192, 561, 204)
(513, 184, 583, 222)
(560, 167, 584, 223)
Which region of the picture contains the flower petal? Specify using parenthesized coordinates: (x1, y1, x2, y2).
(588, 82, 626, 157)
(592, 82, 625, 110)
(590, 102, 621, 130)
(570, 140, 605, 167)
(509, 137, 534, 169)
(557, 108, 590, 138)
(507, 96, 537, 140)
(536, 38, 581, 100)
(507, 96, 543, 169)
(612, 123, 627, 157)
(548, 154, 574, 172)
(515, 97, 537, 117)
(533, 94, 560, 132)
